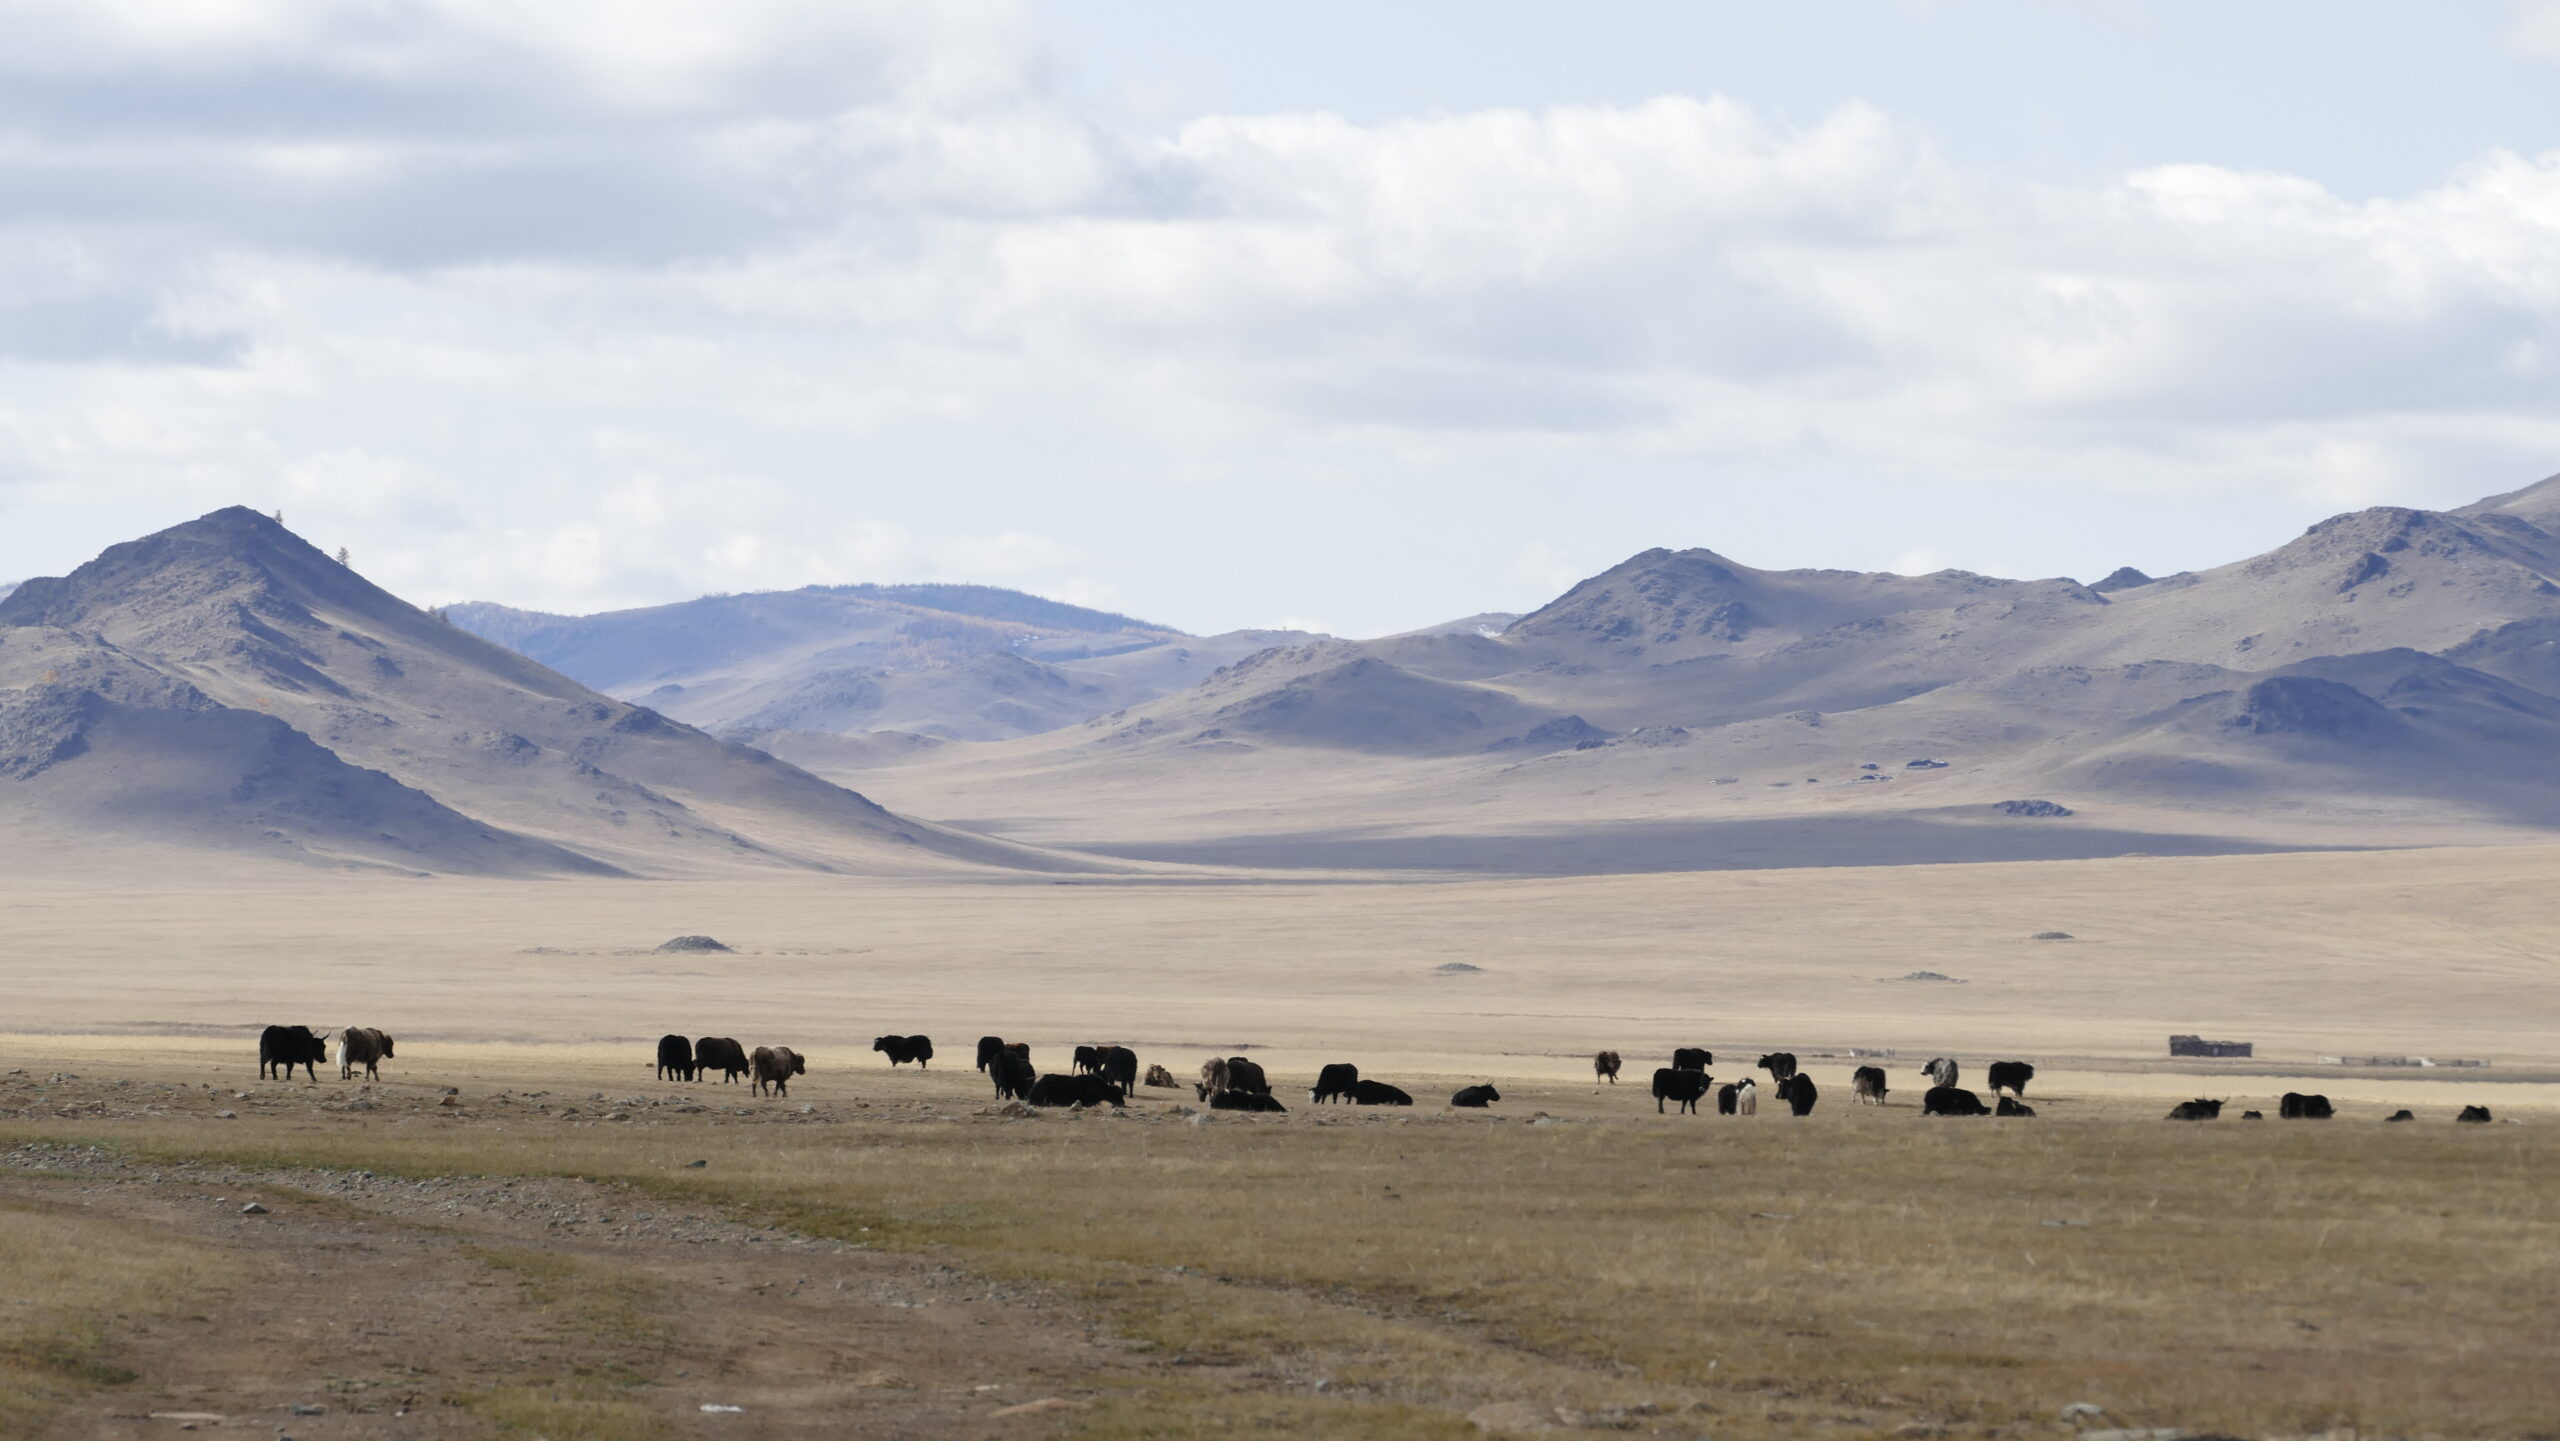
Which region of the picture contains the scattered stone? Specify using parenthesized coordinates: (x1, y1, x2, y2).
(1891, 971, 1966, 984)
(2060, 1402, 2107, 1421)
(1905, 758, 1947, 769)
(684, 1159, 708, 1168)
(289, 1403, 326, 1416)
(239, 1202, 268, 1215)
(989, 1398, 1088, 1418)
(2032, 931, 2075, 941)
(1434, 962, 1484, 973)
(699, 1402, 745, 1413)
(656, 935, 733, 953)
(214, 1110, 237, 1120)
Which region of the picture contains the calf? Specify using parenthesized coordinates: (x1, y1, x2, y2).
(2457, 1105, 2494, 1124)
(1757, 1052, 1799, 1086)
(1450, 1084, 1501, 1109)
(2385, 1109, 2415, 1122)
(750, 1045, 805, 1098)
(1195, 1057, 1230, 1100)
(1211, 1089, 1288, 1113)
(1733, 1078, 1758, 1115)
(1651, 1067, 1712, 1115)
(2279, 1091, 2334, 1120)
(1851, 1065, 1888, 1106)
(1671, 1047, 1711, 1072)
(1594, 1051, 1622, 1085)
(1920, 1057, 1959, 1089)
(1776, 1072, 1818, 1116)
(1986, 1061, 2034, 1097)
(975, 1036, 1006, 1072)
(1350, 1079, 1413, 1106)
(1142, 1063, 1181, 1089)
(695, 1036, 749, 1084)
(1923, 1086, 1991, 1116)
(872, 1034, 934, 1069)
(2241, 1110, 2264, 1119)
(258, 1024, 327, 1082)
(1995, 1096, 2036, 1118)
(2164, 1098, 2224, 1121)
(1715, 1082, 1740, 1115)
(1029, 1073, 1125, 1108)
(1073, 1045, 1109, 1075)
(655, 1033, 697, 1082)
(1311, 1063, 1360, 1105)
(334, 1027, 394, 1081)
(989, 1049, 1036, 1101)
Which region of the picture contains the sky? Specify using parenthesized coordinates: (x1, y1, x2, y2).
(0, 2, 2555, 637)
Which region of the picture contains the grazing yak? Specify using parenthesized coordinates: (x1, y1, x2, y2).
(1311, 1063, 1360, 1105)
(1594, 1051, 1622, 1085)
(1450, 1084, 1501, 1109)
(655, 1034, 697, 1082)
(1776, 1073, 1818, 1116)
(873, 1034, 934, 1069)
(258, 1024, 328, 1082)
(988, 1048, 1036, 1101)
(695, 1036, 750, 1084)
(1096, 1045, 1138, 1096)
(1715, 1082, 1740, 1115)
(2279, 1092, 2334, 1120)
(975, 1036, 1006, 1072)
(750, 1045, 805, 1097)
(1851, 1065, 1888, 1106)
(1351, 1079, 1414, 1106)
(334, 1027, 394, 1081)
(1142, 1063, 1181, 1089)
(1652, 1067, 1712, 1115)
(1923, 1086, 1991, 1116)
(2165, 1098, 2225, 1121)
(1211, 1089, 1288, 1113)
(1197, 1056, 1270, 1101)
(1996, 1096, 2036, 1117)
(1671, 1047, 1711, 1072)
(1921, 1057, 1959, 1089)
(1029, 1073, 1125, 1108)
(1986, 1061, 2035, 1097)
(2458, 1105, 2494, 1124)
(1757, 1052, 1799, 1086)
(2385, 1109, 2416, 1122)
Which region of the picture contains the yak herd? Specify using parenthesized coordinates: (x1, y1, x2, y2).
(256, 1024, 2493, 1125)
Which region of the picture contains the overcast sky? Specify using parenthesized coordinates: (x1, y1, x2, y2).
(1, 2, 2555, 636)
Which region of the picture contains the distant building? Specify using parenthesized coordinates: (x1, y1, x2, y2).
(2169, 1034, 2253, 1059)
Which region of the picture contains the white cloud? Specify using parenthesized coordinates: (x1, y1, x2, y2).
(2510, 1, 2560, 64)
(0, 5, 2557, 631)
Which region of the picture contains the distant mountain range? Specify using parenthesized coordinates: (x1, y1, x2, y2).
(445, 589, 1325, 748)
(14, 472, 2560, 877)
(0, 509, 1092, 877)
(784, 471, 2560, 873)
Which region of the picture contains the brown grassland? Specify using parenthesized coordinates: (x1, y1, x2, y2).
(2, 843, 2558, 1438)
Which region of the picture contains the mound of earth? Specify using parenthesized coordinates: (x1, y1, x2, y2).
(654, 935, 733, 954)
(1992, 800, 2075, 818)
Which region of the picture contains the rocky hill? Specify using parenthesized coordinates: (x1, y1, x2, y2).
(0, 509, 1096, 876)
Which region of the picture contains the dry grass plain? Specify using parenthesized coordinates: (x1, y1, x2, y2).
(3, 841, 2558, 1438)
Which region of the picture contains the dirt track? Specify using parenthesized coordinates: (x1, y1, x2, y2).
(3, 1140, 1150, 1439)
